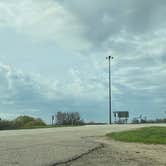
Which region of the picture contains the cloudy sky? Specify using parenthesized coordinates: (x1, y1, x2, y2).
(0, 0, 166, 123)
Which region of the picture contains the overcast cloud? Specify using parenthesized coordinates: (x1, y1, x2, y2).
(0, 0, 166, 123)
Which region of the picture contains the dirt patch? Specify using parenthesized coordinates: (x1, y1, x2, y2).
(59, 137, 166, 166)
(101, 138, 166, 165)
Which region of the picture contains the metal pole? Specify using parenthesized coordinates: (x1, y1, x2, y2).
(106, 56, 113, 124)
(52, 115, 54, 126)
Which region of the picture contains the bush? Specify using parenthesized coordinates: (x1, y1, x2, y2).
(23, 119, 46, 128)
(0, 116, 46, 130)
(13, 116, 36, 128)
(0, 120, 15, 130)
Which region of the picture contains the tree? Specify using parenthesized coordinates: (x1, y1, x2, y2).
(13, 116, 46, 128)
(56, 112, 84, 125)
(0, 116, 46, 130)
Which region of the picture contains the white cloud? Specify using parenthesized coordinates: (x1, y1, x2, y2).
(0, 62, 108, 119)
(0, 0, 166, 121)
(99, 28, 166, 93)
(0, 63, 61, 105)
(0, 0, 91, 51)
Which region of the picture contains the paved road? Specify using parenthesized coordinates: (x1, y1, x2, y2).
(0, 124, 165, 166)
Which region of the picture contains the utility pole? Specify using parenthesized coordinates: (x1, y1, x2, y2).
(106, 56, 113, 124)
(52, 115, 54, 126)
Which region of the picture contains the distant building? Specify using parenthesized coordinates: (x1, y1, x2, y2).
(113, 111, 129, 124)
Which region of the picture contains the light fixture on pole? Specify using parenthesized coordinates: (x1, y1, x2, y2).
(106, 56, 113, 124)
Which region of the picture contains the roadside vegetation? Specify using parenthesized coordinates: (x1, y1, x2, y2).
(0, 116, 46, 130)
(55, 112, 84, 125)
(0, 112, 85, 130)
(106, 127, 166, 144)
(132, 118, 166, 124)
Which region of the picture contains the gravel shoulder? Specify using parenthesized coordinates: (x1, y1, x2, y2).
(60, 128, 166, 166)
(62, 145, 160, 166)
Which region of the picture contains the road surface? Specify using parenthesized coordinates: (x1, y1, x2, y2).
(0, 124, 165, 166)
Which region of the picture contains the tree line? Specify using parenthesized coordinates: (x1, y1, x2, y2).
(55, 112, 84, 125)
(132, 118, 166, 124)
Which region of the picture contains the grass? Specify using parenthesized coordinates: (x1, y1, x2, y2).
(106, 127, 166, 144)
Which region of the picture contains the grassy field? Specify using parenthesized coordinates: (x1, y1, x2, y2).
(106, 127, 166, 144)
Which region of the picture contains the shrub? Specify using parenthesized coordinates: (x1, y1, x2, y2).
(23, 118, 46, 128)
(0, 116, 46, 130)
(0, 120, 15, 130)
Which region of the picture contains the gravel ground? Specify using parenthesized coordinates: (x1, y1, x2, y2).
(62, 138, 166, 166)
(62, 144, 161, 166)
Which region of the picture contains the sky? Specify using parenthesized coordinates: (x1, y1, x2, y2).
(0, 0, 166, 123)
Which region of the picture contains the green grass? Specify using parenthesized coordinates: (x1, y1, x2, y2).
(106, 127, 166, 144)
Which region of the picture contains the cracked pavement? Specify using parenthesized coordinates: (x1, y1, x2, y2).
(0, 124, 165, 166)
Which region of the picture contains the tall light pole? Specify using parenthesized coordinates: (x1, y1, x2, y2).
(106, 56, 113, 124)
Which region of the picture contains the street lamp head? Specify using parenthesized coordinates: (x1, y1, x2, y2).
(106, 56, 114, 60)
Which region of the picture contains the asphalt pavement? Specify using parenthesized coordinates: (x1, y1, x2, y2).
(0, 124, 165, 166)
